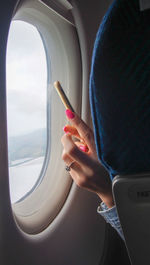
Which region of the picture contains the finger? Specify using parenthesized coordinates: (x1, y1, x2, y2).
(63, 125, 89, 150)
(61, 133, 92, 167)
(62, 150, 83, 177)
(63, 125, 89, 151)
(75, 141, 89, 153)
(63, 125, 81, 139)
(65, 109, 95, 150)
(62, 149, 74, 166)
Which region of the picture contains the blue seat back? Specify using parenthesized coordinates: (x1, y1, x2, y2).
(90, 0, 150, 179)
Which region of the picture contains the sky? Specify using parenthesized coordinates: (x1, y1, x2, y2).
(6, 20, 47, 137)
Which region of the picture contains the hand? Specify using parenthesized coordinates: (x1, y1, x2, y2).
(61, 109, 114, 208)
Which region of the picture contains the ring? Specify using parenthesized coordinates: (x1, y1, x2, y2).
(65, 161, 75, 172)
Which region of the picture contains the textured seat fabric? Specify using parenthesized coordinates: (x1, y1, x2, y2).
(89, 0, 150, 179)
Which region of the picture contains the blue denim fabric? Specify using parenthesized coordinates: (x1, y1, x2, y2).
(97, 202, 125, 241)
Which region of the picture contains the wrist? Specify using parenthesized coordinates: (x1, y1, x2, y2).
(97, 192, 115, 208)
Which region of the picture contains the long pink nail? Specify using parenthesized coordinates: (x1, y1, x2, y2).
(65, 109, 75, 119)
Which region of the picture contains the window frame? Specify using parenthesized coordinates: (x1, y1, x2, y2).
(9, 0, 82, 234)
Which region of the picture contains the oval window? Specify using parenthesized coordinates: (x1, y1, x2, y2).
(6, 20, 48, 203)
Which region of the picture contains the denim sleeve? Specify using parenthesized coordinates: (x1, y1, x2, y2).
(97, 202, 125, 241)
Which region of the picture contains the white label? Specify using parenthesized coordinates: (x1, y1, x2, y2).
(139, 0, 150, 10)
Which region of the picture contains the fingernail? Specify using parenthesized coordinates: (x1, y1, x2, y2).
(79, 145, 88, 152)
(63, 126, 69, 133)
(65, 109, 75, 119)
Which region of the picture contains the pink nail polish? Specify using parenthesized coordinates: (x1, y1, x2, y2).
(63, 126, 69, 133)
(65, 109, 75, 119)
(79, 145, 88, 152)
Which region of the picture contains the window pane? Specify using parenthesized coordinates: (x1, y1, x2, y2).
(6, 20, 47, 203)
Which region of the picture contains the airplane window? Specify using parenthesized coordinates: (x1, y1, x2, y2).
(6, 20, 48, 203)
(5, 0, 81, 234)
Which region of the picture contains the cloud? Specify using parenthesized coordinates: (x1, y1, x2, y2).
(6, 20, 48, 137)
(7, 20, 43, 59)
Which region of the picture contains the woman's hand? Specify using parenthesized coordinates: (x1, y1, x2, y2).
(61, 109, 114, 208)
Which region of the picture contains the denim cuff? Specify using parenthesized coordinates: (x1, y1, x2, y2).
(97, 202, 125, 241)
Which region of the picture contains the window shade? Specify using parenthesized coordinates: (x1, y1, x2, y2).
(39, 0, 74, 24)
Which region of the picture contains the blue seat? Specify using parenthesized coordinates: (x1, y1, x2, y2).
(90, 0, 150, 180)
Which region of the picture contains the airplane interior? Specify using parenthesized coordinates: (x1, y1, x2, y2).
(0, 0, 150, 264)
